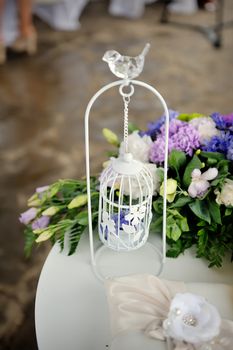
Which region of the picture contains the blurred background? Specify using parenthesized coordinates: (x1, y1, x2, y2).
(0, 0, 232, 348)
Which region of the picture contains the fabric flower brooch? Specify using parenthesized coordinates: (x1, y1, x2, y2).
(105, 274, 233, 350)
(163, 293, 224, 349)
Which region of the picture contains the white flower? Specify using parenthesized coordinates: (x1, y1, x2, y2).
(101, 211, 116, 234)
(163, 293, 221, 344)
(122, 163, 160, 199)
(125, 205, 146, 225)
(119, 131, 152, 163)
(188, 168, 218, 198)
(215, 179, 233, 207)
(190, 117, 220, 144)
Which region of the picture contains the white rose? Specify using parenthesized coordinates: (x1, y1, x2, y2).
(190, 117, 220, 144)
(123, 163, 159, 199)
(163, 293, 221, 344)
(119, 131, 152, 163)
(215, 179, 233, 207)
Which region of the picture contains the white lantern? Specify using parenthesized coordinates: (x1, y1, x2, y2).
(84, 44, 170, 280)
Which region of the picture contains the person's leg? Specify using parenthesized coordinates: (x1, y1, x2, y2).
(0, 0, 5, 39)
(17, 0, 35, 37)
(11, 0, 37, 55)
(0, 0, 6, 64)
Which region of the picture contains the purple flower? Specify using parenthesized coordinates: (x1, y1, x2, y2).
(160, 119, 184, 137)
(19, 207, 37, 225)
(112, 211, 129, 230)
(149, 135, 173, 164)
(36, 185, 49, 193)
(203, 131, 233, 159)
(149, 120, 200, 164)
(32, 216, 50, 230)
(227, 138, 233, 161)
(211, 112, 233, 131)
(140, 110, 179, 140)
(171, 124, 200, 156)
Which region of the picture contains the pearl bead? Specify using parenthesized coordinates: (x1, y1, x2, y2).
(182, 313, 198, 327)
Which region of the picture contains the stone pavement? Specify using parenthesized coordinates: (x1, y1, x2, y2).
(0, 1, 232, 348)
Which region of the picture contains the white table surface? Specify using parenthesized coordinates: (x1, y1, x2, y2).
(35, 233, 233, 350)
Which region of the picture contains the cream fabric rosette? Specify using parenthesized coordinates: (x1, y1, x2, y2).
(105, 274, 233, 350)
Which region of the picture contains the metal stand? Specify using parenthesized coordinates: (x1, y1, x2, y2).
(160, 0, 233, 48)
(84, 79, 169, 281)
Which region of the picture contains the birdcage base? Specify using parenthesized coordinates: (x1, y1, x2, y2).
(92, 241, 164, 282)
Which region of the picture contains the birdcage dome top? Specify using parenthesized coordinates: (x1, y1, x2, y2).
(111, 153, 144, 175)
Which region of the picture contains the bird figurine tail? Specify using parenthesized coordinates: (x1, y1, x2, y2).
(140, 43, 151, 58)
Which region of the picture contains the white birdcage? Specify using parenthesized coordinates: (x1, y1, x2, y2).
(99, 153, 153, 251)
(84, 44, 169, 280)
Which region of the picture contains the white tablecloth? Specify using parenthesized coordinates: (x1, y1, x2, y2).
(35, 232, 233, 350)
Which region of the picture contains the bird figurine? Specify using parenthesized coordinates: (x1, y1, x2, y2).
(102, 43, 151, 79)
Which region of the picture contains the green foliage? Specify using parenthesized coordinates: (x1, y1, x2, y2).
(128, 122, 139, 133)
(168, 150, 186, 181)
(22, 177, 100, 257)
(183, 155, 202, 188)
(189, 200, 211, 224)
(24, 228, 36, 258)
(166, 209, 189, 241)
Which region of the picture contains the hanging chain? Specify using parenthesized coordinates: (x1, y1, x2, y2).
(119, 83, 135, 155)
(123, 95, 130, 154)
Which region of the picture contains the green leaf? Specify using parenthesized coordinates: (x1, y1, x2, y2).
(197, 221, 207, 227)
(208, 200, 221, 224)
(206, 158, 218, 166)
(170, 196, 192, 208)
(153, 198, 163, 214)
(225, 208, 232, 216)
(197, 228, 208, 256)
(106, 151, 118, 158)
(200, 151, 225, 161)
(156, 167, 164, 182)
(68, 226, 84, 255)
(167, 217, 182, 241)
(168, 150, 186, 180)
(128, 122, 139, 133)
(189, 200, 211, 224)
(179, 217, 189, 232)
(49, 182, 61, 198)
(76, 210, 89, 226)
(166, 240, 183, 258)
(150, 216, 163, 232)
(24, 228, 36, 258)
(183, 155, 202, 188)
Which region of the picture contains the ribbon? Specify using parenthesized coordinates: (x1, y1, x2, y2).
(105, 274, 233, 349)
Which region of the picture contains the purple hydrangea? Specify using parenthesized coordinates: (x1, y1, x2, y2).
(203, 131, 233, 160)
(32, 216, 50, 230)
(160, 119, 184, 137)
(149, 119, 200, 164)
(19, 207, 37, 225)
(149, 135, 173, 164)
(140, 110, 179, 140)
(171, 124, 200, 155)
(211, 112, 233, 131)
